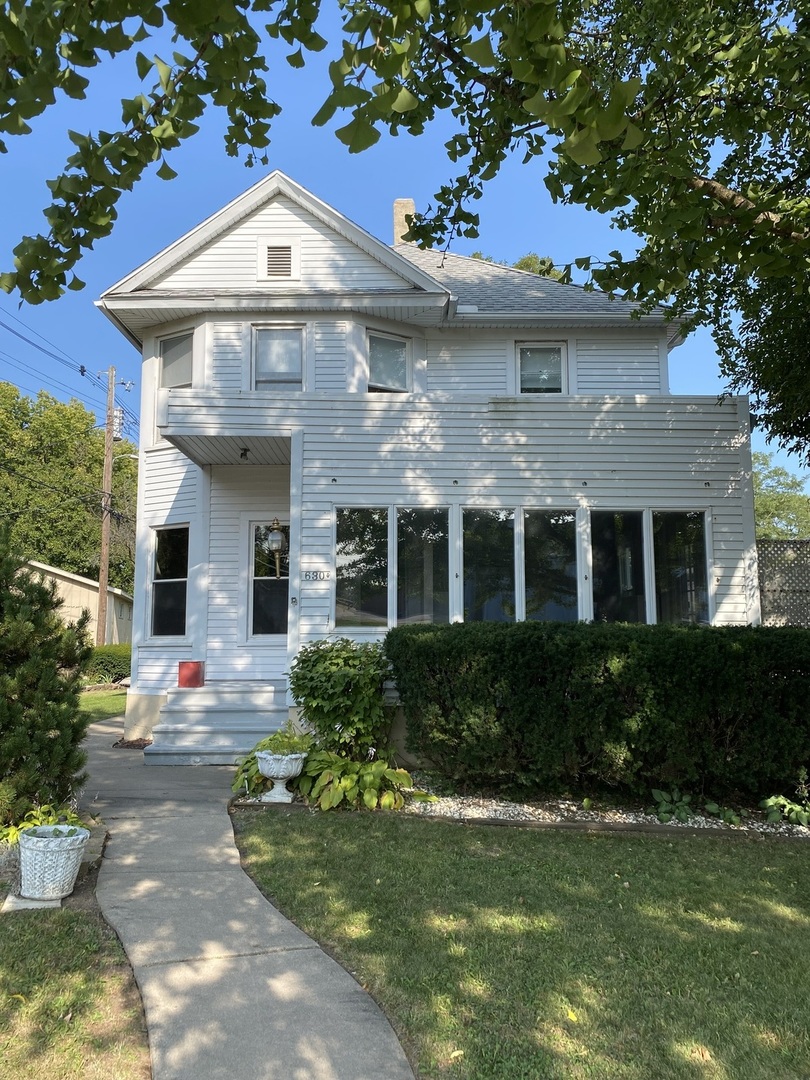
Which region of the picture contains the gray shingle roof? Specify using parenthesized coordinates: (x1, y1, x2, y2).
(394, 244, 662, 320)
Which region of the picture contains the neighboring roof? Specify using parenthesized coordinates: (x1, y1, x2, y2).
(27, 561, 133, 601)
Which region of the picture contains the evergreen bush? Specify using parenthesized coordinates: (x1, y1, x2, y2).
(0, 532, 93, 821)
(384, 622, 810, 799)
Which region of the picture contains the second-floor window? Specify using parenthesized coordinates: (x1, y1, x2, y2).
(369, 332, 409, 392)
(254, 327, 303, 391)
(518, 343, 565, 394)
(159, 333, 193, 389)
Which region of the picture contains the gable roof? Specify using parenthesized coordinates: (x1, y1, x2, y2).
(102, 171, 446, 298)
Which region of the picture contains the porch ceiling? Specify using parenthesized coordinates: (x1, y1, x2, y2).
(166, 434, 291, 467)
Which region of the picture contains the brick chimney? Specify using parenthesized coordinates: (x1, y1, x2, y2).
(393, 198, 416, 244)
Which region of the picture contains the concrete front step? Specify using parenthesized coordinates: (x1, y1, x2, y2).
(146, 679, 290, 766)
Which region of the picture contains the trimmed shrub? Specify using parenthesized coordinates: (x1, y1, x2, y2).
(85, 643, 131, 684)
(0, 532, 93, 820)
(384, 622, 810, 799)
(288, 638, 392, 758)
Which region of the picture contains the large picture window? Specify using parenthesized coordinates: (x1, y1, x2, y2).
(368, 333, 409, 392)
(591, 511, 646, 623)
(397, 508, 450, 624)
(252, 521, 289, 635)
(524, 510, 578, 621)
(463, 509, 516, 622)
(335, 508, 389, 627)
(152, 527, 188, 636)
(254, 328, 303, 391)
(653, 511, 709, 624)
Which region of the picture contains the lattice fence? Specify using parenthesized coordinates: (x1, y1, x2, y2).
(757, 539, 810, 628)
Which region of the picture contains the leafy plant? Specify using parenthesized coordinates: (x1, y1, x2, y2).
(650, 787, 693, 824)
(0, 803, 86, 845)
(703, 801, 745, 826)
(231, 726, 313, 798)
(761, 768, 810, 827)
(297, 750, 434, 812)
(288, 638, 393, 759)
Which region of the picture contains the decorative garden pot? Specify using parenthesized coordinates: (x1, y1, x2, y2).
(255, 752, 307, 804)
(18, 824, 91, 900)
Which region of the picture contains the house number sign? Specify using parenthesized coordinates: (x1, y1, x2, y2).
(302, 570, 331, 580)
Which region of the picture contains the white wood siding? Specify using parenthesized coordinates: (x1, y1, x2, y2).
(314, 321, 348, 391)
(142, 446, 199, 519)
(163, 392, 754, 630)
(209, 323, 243, 391)
(155, 197, 410, 292)
(427, 339, 508, 393)
(575, 339, 663, 393)
(205, 465, 291, 680)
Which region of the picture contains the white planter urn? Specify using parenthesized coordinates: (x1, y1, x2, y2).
(19, 824, 91, 900)
(255, 752, 307, 804)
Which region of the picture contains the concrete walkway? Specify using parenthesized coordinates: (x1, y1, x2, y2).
(81, 718, 414, 1080)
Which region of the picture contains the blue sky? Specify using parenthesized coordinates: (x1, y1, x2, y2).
(0, 27, 806, 487)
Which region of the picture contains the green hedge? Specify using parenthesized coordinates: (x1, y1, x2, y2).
(85, 644, 131, 685)
(384, 622, 810, 799)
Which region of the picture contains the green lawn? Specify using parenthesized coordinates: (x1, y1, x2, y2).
(0, 909, 149, 1079)
(78, 690, 127, 723)
(234, 811, 810, 1080)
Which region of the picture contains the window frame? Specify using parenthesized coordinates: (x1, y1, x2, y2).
(516, 341, 568, 395)
(367, 331, 411, 393)
(251, 324, 305, 392)
(150, 524, 189, 639)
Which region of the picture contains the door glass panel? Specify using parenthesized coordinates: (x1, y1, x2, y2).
(397, 508, 449, 623)
(591, 511, 646, 623)
(524, 510, 578, 621)
(653, 511, 709, 624)
(463, 509, 515, 622)
(252, 523, 289, 635)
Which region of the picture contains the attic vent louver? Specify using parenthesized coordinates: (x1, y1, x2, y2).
(265, 245, 293, 277)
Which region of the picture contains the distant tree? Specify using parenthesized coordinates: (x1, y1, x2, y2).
(0, 384, 137, 591)
(0, 529, 92, 821)
(471, 251, 564, 280)
(753, 452, 810, 540)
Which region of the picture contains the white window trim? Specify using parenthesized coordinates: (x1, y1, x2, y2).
(251, 323, 306, 392)
(367, 330, 412, 393)
(515, 340, 569, 396)
(149, 523, 191, 642)
(256, 235, 301, 282)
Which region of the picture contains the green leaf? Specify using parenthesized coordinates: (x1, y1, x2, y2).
(135, 52, 153, 81)
(154, 56, 173, 92)
(363, 787, 379, 809)
(156, 160, 178, 181)
(560, 126, 603, 166)
(380, 790, 396, 810)
(463, 35, 497, 69)
(391, 87, 419, 114)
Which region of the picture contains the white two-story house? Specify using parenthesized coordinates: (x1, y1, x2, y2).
(97, 172, 759, 764)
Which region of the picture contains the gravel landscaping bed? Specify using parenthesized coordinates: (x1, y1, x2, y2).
(402, 775, 810, 839)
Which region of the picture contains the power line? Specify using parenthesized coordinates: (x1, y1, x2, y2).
(0, 350, 108, 411)
(0, 460, 104, 504)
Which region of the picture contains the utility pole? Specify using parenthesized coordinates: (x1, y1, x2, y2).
(97, 366, 115, 646)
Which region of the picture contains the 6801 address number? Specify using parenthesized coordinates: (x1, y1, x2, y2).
(302, 570, 331, 581)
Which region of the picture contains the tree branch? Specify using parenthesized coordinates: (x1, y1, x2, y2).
(689, 174, 809, 244)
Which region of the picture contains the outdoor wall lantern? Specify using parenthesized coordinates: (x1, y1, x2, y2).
(267, 518, 287, 579)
